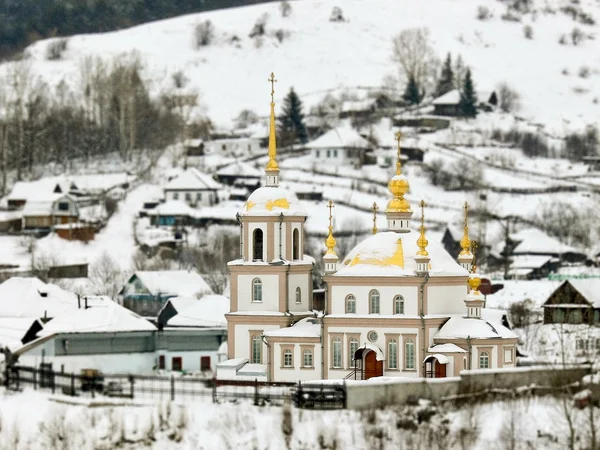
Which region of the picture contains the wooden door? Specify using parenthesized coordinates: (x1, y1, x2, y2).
(434, 361, 446, 378)
(364, 351, 383, 380)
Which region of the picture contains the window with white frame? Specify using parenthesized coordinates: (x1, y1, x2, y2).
(346, 294, 356, 313)
(251, 335, 262, 364)
(479, 351, 490, 369)
(332, 337, 342, 368)
(369, 290, 380, 314)
(295, 287, 301, 304)
(252, 278, 262, 302)
(303, 349, 313, 368)
(405, 338, 415, 370)
(504, 348, 513, 363)
(388, 339, 398, 369)
(394, 295, 404, 315)
(196, 192, 202, 201)
(348, 337, 359, 368)
(283, 349, 293, 368)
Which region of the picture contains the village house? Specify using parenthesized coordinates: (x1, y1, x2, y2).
(6, 177, 78, 210)
(166, 294, 229, 328)
(204, 136, 263, 157)
(305, 123, 372, 168)
(148, 200, 196, 227)
(163, 168, 221, 207)
(432, 89, 498, 116)
(21, 194, 79, 231)
(184, 138, 205, 157)
(0, 317, 43, 350)
(542, 279, 600, 325)
(215, 161, 262, 192)
(157, 296, 198, 329)
(339, 98, 377, 119)
(119, 270, 213, 317)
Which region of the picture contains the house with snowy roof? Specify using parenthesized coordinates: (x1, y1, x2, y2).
(163, 168, 221, 208)
(0, 317, 43, 351)
(21, 194, 79, 231)
(7, 177, 78, 210)
(215, 161, 262, 192)
(119, 270, 213, 317)
(217, 83, 516, 383)
(166, 294, 229, 328)
(305, 123, 372, 168)
(542, 279, 600, 325)
(432, 88, 497, 116)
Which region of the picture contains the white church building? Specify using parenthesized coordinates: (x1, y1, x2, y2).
(218, 76, 517, 383)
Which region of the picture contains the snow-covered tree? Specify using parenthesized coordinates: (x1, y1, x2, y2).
(459, 68, 477, 117)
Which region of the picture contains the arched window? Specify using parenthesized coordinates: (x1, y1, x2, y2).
(253, 228, 263, 261)
(405, 339, 415, 370)
(332, 337, 342, 368)
(369, 290, 380, 314)
(303, 349, 313, 368)
(394, 295, 404, 315)
(295, 287, 301, 304)
(283, 349, 293, 368)
(345, 294, 356, 313)
(251, 335, 262, 364)
(252, 278, 262, 302)
(292, 228, 300, 260)
(479, 351, 489, 369)
(348, 337, 359, 368)
(388, 339, 398, 369)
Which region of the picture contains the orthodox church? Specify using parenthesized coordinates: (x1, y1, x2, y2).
(218, 75, 517, 383)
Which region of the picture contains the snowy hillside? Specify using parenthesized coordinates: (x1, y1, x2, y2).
(4, 0, 600, 131)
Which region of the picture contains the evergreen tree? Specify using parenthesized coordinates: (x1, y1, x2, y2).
(402, 75, 423, 105)
(278, 87, 308, 146)
(435, 53, 454, 98)
(459, 68, 478, 117)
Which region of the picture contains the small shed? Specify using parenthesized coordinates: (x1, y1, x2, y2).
(184, 139, 205, 157)
(542, 279, 600, 325)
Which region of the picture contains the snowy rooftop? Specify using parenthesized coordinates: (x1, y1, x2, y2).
(432, 89, 461, 105)
(428, 343, 466, 353)
(305, 124, 371, 150)
(557, 279, 600, 308)
(336, 230, 468, 277)
(341, 98, 376, 113)
(510, 255, 555, 270)
(263, 317, 321, 338)
(39, 298, 155, 335)
(159, 296, 198, 316)
(130, 270, 213, 297)
(485, 279, 561, 310)
(0, 277, 79, 319)
(511, 228, 578, 255)
(164, 168, 221, 191)
(148, 200, 196, 217)
(216, 161, 262, 178)
(167, 294, 229, 328)
(21, 194, 75, 217)
(434, 315, 517, 340)
(7, 177, 74, 201)
(242, 186, 306, 217)
(0, 317, 42, 350)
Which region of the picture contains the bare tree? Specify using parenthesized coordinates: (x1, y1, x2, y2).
(497, 82, 521, 112)
(280, 1, 292, 18)
(90, 252, 128, 300)
(391, 28, 439, 93)
(8, 60, 32, 181)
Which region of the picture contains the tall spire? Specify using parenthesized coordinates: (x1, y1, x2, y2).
(458, 201, 474, 271)
(385, 131, 413, 232)
(371, 202, 379, 235)
(416, 200, 429, 256)
(323, 200, 338, 274)
(265, 72, 280, 187)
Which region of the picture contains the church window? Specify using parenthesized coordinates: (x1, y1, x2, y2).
(283, 349, 293, 368)
(327, 150, 331, 158)
(405, 339, 415, 370)
(251, 335, 262, 364)
(479, 351, 489, 369)
(369, 290, 380, 314)
(252, 278, 262, 302)
(345, 295, 356, 313)
(394, 295, 405, 314)
(293, 228, 300, 260)
(253, 228, 264, 261)
(388, 339, 398, 369)
(348, 337, 359, 368)
(303, 349, 313, 368)
(332, 337, 342, 368)
(295, 287, 301, 304)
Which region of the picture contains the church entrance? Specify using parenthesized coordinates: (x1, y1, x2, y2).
(364, 350, 383, 380)
(424, 355, 447, 378)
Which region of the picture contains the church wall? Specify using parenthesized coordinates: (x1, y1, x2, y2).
(234, 323, 282, 363)
(288, 273, 311, 313)
(330, 285, 419, 315)
(471, 344, 498, 370)
(427, 285, 468, 315)
(271, 341, 322, 382)
(237, 274, 279, 311)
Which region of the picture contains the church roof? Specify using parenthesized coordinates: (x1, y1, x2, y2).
(335, 230, 468, 277)
(434, 315, 517, 340)
(263, 317, 320, 338)
(241, 186, 306, 217)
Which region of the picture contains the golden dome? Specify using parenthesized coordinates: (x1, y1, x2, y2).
(385, 133, 411, 214)
(386, 196, 410, 212)
(468, 275, 481, 293)
(416, 200, 429, 256)
(388, 171, 409, 197)
(324, 200, 338, 257)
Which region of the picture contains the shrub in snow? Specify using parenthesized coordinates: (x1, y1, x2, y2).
(501, 10, 521, 22)
(280, 1, 292, 18)
(476, 5, 492, 21)
(274, 28, 289, 43)
(571, 27, 584, 45)
(249, 13, 269, 38)
(523, 24, 534, 39)
(194, 20, 214, 48)
(46, 38, 68, 60)
(281, 405, 293, 449)
(578, 66, 590, 78)
(172, 70, 188, 89)
(559, 33, 568, 45)
(497, 82, 521, 113)
(329, 6, 345, 22)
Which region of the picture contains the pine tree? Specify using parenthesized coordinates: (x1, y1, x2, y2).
(459, 68, 478, 117)
(278, 87, 308, 146)
(435, 53, 454, 98)
(402, 75, 423, 105)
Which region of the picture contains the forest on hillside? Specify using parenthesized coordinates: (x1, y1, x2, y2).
(0, 0, 276, 56)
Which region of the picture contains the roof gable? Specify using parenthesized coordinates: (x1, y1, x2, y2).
(543, 280, 595, 307)
(306, 125, 371, 150)
(164, 168, 221, 191)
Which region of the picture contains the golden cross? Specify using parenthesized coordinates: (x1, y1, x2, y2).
(371, 202, 379, 234)
(327, 200, 334, 228)
(268, 72, 277, 103)
(419, 200, 426, 227)
(394, 131, 402, 174)
(463, 201, 469, 228)
(470, 240, 478, 272)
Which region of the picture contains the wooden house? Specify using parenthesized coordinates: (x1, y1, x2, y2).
(148, 200, 196, 227)
(432, 89, 498, 117)
(542, 279, 600, 325)
(163, 168, 221, 208)
(7, 177, 78, 210)
(184, 139, 205, 157)
(22, 194, 79, 231)
(339, 98, 377, 119)
(305, 124, 372, 168)
(215, 161, 262, 189)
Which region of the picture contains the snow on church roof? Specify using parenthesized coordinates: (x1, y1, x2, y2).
(335, 230, 468, 277)
(38, 297, 155, 335)
(242, 186, 306, 216)
(434, 315, 517, 340)
(263, 317, 321, 338)
(167, 294, 229, 327)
